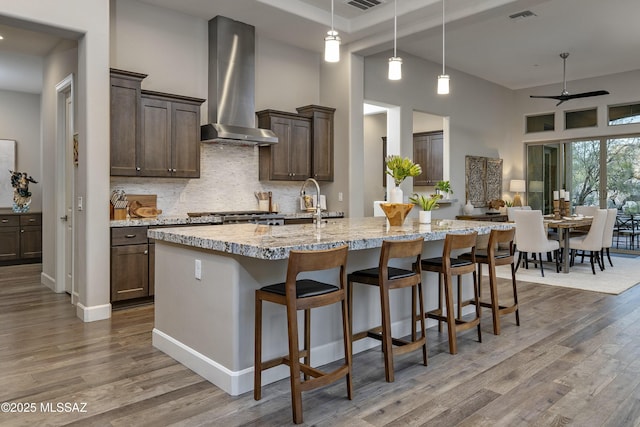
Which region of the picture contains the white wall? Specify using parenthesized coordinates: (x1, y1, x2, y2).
(362, 50, 516, 216)
(110, 0, 329, 216)
(1, 0, 111, 321)
(0, 89, 41, 210)
(363, 112, 386, 216)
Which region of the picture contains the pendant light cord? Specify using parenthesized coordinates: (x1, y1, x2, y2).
(394, 0, 397, 56)
(331, 0, 335, 32)
(442, 0, 445, 74)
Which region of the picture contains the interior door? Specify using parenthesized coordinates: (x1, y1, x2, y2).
(64, 93, 74, 298)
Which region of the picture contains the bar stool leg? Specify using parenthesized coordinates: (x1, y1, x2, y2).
(254, 292, 263, 401)
(418, 282, 428, 365)
(286, 302, 303, 424)
(488, 259, 501, 335)
(304, 308, 311, 380)
(443, 272, 457, 355)
(379, 282, 394, 383)
(437, 274, 443, 332)
(473, 270, 482, 343)
(341, 294, 354, 399)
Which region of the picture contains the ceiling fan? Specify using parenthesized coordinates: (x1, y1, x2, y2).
(530, 52, 609, 106)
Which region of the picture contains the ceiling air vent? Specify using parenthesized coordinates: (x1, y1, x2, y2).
(347, 0, 382, 11)
(509, 10, 537, 20)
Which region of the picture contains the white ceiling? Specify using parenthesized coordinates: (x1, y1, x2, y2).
(1, 0, 639, 93)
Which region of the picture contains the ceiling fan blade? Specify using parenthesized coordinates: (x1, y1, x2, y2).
(529, 95, 564, 100)
(563, 90, 610, 100)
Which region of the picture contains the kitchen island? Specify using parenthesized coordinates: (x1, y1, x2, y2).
(148, 217, 512, 395)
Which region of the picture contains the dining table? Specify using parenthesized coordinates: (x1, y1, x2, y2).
(544, 215, 593, 274)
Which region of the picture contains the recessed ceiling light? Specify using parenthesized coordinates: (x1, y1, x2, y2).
(0, 35, 4, 40)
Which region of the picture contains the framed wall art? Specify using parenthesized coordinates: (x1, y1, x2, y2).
(0, 139, 16, 207)
(465, 155, 503, 208)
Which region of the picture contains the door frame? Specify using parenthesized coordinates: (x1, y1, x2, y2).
(55, 73, 76, 303)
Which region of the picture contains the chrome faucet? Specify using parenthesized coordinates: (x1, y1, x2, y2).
(300, 177, 323, 227)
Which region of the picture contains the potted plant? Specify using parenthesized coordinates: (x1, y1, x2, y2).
(385, 155, 422, 203)
(435, 180, 452, 199)
(409, 193, 439, 223)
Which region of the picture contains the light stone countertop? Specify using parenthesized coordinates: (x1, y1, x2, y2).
(110, 211, 345, 227)
(148, 217, 513, 260)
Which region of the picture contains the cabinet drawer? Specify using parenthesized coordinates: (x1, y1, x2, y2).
(111, 226, 149, 246)
(20, 214, 41, 226)
(0, 216, 19, 227)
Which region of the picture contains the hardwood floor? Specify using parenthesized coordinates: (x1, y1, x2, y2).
(2, 263, 640, 426)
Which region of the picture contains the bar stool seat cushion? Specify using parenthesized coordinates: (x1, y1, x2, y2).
(421, 257, 473, 268)
(349, 267, 415, 280)
(465, 249, 511, 260)
(260, 279, 339, 298)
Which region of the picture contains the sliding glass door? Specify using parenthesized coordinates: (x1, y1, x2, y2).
(527, 134, 640, 253)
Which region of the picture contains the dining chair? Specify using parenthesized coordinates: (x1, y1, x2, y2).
(566, 209, 607, 275)
(254, 245, 352, 424)
(506, 205, 531, 222)
(512, 209, 560, 276)
(600, 208, 618, 268)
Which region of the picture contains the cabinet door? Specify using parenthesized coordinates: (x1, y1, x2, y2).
(111, 244, 149, 301)
(289, 119, 312, 180)
(297, 105, 335, 182)
(171, 102, 201, 178)
(0, 227, 20, 261)
(427, 133, 444, 185)
(413, 131, 443, 186)
(20, 226, 42, 259)
(140, 97, 172, 177)
(265, 116, 294, 180)
(110, 77, 141, 176)
(311, 112, 333, 181)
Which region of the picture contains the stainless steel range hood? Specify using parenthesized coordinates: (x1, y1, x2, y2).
(201, 16, 278, 145)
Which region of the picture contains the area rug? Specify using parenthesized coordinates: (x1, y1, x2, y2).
(494, 254, 640, 295)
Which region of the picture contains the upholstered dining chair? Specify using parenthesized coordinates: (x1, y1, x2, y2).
(566, 209, 608, 275)
(600, 208, 618, 268)
(506, 205, 531, 222)
(512, 209, 560, 277)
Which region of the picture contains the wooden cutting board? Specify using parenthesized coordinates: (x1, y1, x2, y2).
(127, 194, 159, 218)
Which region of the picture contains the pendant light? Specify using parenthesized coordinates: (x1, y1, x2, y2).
(324, 0, 341, 62)
(437, 0, 450, 94)
(388, 0, 402, 80)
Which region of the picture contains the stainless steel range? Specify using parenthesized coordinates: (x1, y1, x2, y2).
(188, 211, 285, 225)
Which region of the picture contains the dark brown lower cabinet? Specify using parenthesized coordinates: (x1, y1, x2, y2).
(110, 226, 149, 302)
(0, 212, 42, 264)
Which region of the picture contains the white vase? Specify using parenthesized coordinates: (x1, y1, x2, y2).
(463, 201, 474, 215)
(390, 185, 403, 204)
(419, 210, 432, 224)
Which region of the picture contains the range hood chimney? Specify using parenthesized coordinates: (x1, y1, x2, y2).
(201, 16, 278, 145)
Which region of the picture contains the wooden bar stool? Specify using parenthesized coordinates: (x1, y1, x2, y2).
(421, 232, 481, 355)
(254, 245, 352, 425)
(347, 238, 427, 383)
(460, 228, 519, 335)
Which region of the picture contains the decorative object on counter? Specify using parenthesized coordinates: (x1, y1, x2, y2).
(509, 179, 526, 207)
(385, 155, 422, 203)
(255, 191, 272, 212)
(129, 200, 162, 218)
(380, 203, 414, 226)
(463, 200, 474, 215)
(488, 198, 505, 213)
(434, 180, 452, 199)
(110, 189, 128, 220)
(410, 193, 439, 224)
(10, 170, 37, 213)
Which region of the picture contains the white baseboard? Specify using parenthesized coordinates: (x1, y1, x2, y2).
(152, 304, 476, 396)
(40, 271, 56, 291)
(76, 302, 111, 322)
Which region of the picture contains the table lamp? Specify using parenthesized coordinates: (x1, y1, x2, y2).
(510, 179, 526, 207)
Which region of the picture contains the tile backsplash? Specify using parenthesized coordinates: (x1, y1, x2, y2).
(111, 143, 305, 216)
